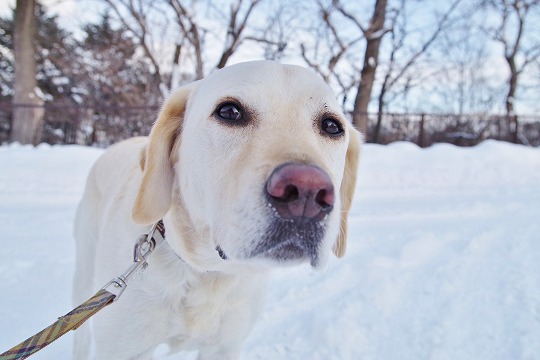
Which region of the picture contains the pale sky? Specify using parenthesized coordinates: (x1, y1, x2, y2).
(0, 0, 104, 35)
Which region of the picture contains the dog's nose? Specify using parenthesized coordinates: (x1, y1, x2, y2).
(266, 163, 335, 221)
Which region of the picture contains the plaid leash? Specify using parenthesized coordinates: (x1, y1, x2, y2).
(0, 289, 116, 360)
(0, 221, 165, 360)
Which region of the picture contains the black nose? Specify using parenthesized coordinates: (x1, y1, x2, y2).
(265, 163, 335, 221)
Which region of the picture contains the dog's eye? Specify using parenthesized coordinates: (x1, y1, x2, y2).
(217, 103, 242, 121)
(321, 118, 344, 136)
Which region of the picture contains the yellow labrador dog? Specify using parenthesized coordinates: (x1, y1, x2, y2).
(73, 61, 360, 359)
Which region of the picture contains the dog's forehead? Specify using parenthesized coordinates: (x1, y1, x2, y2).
(195, 61, 338, 108)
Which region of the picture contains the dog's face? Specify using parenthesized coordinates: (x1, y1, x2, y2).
(133, 61, 360, 272)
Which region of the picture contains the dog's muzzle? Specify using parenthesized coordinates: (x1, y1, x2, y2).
(251, 163, 335, 266)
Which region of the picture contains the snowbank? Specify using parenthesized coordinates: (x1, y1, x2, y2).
(0, 140, 539, 359)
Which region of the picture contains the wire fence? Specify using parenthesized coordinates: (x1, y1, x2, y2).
(365, 113, 540, 147)
(0, 103, 159, 147)
(1, 103, 539, 147)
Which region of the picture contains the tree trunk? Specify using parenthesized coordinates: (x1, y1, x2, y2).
(170, 44, 182, 90)
(505, 56, 519, 143)
(351, 0, 387, 136)
(193, 26, 204, 80)
(373, 88, 385, 143)
(505, 56, 518, 117)
(11, 0, 44, 145)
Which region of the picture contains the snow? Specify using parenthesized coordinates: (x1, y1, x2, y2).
(367, 28, 388, 41)
(1, 140, 539, 359)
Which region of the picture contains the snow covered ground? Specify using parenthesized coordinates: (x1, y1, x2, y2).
(0, 140, 539, 359)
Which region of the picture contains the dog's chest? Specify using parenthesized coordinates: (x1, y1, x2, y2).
(160, 271, 261, 350)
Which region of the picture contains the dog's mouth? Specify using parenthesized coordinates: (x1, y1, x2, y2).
(263, 240, 311, 262)
(248, 218, 326, 266)
(216, 245, 228, 260)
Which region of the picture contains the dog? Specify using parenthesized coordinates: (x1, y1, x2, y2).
(72, 60, 361, 359)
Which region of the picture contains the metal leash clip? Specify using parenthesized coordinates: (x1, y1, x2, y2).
(102, 221, 165, 301)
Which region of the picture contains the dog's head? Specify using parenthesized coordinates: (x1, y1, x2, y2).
(133, 61, 361, 271)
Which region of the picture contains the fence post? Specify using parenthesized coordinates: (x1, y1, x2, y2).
(418, 113, 425, 147)
(513, 115, 519, 144)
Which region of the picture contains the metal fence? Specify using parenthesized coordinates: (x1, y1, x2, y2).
(0, 103, 159, 147)
(365, 113, 540, 147)
(1, 103, 540, 147)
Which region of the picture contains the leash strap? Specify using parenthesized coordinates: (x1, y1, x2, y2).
(0, 221, 165, 360)
(0, 289, 116, 360)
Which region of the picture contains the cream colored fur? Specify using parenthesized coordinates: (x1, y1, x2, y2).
(73, 61, 361, 360)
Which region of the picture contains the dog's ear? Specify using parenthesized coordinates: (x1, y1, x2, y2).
(132, 85, 194, 225)
(332, 125, 361, 258)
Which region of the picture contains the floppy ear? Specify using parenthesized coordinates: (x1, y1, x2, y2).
(332, 125, 361, 258)
(132, 85, 193, 225)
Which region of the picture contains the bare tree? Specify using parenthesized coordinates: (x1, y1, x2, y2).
(434, 10, 503, 116)
(483, 0, 540, 141)
(373, 0, 462, 142)
(334, 0, 390, 133)
(298, 0, 391, 129)
(102, 0, 167, 93)
(215, 0, 262, 69)
(10, 0, 45, 145)
(299, 1, 362, 106)
(167, 0, 204, 80)
(244, 3, 292, 61)
(102, 0, 264, 88)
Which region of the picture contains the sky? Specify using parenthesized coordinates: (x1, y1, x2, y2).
(0, 0, 102, 30)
